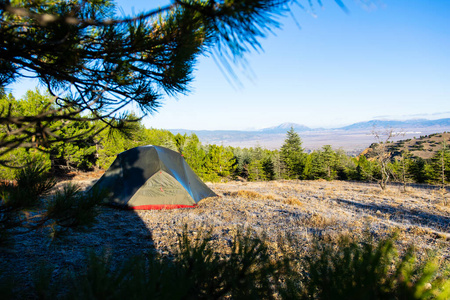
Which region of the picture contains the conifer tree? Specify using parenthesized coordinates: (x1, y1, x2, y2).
(356, 155, 375, 182)
(0, 89, 96, 174)
(248, 160, 265, 181)
(321, 145, 338, 180)
(261, 156, 275, 180)
(395, 150, 413, 192)
(231, 147, 252, 179)
(280, 127, 305, 179)
(183, 134, 207, 177)
(409, 157, 428, 183)
(203, 145, 235, 182)
(429, 141, 450, 187)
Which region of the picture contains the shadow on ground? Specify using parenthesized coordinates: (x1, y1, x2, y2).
(0, 152, 156, 294)
(335, 198, 450, 232)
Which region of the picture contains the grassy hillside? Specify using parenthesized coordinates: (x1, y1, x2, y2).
(363, 132, 450, 160)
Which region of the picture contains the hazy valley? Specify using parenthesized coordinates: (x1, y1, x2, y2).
(171, 118, 450, 155)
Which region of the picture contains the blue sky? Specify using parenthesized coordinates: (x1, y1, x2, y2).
(9, 0, 450, 130)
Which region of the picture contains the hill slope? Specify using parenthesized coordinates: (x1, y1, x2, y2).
(363, 132, 450, 160)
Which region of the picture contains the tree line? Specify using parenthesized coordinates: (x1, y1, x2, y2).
(1, 90, 449, 188)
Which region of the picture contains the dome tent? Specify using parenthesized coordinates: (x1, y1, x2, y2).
(92, 145, 216, 209)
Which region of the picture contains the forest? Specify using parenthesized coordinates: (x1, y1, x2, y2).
(1, 90, 449, 188)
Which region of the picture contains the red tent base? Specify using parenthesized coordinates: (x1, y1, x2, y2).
(129, 204, 198, 210)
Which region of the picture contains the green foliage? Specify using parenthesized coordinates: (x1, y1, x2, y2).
(271, 150, 287, 180)
(356, 155, 377, 182)
(231, 146, 278, 181)
(0, 90, 53, 176)
(427, 142, 450, 186)
(0, 90, 97, 175)
(245, 147, 276, 181)
(174, 133, 187, 154)
(320, 145, 339, 179)
(13, 161, 57, 204)
(248, 159, 266, 181)
(303, 146, 355, 181)
(409, 157, 428, 183)
(182, 134, 207, 177)
(96, 125, 137, 170)
(262, 156, 276, 181)
(335, 150, 358, 180)
(143, 128, 176, 150)
(0, 148, 51, 180)
(0, 161, 56, 246)
(203, 145, 235, 182)
(302, 146, 340, 180)
(391, 151, 414, 191)
(48, 119, 97, 171)
(232, 147, 252, 179)
(281, 127, 306, 179)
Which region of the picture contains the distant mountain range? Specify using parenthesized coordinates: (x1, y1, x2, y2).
(169, 118, 450, 154)
(338, 118, 450, 131)
(258, 122, 311, 133)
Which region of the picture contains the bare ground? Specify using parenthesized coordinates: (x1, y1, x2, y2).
(2, 176, 450, 291)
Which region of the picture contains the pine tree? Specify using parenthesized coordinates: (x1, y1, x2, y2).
(262, 156, 276, 180)
(280, 127, 305, 179)
(429, 141, 450, 187)
(271, 150, 287, 179)
(0, 90, 97, 175)
(174, 133, 187, 154)
(321, 145, 338, 180)
(183, 134, 207, 177)
(231, 147, 252, 180)
(248, 160, 265, 181)
(356, 155, 375, 182)
(395, 151, 413, 192)
(203, 145, 235, 182)
(409, 157, 428, 183)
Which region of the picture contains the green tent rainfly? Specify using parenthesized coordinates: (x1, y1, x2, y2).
(92, 145, 217, 209)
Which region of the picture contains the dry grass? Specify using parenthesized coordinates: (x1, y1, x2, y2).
(408, 225, 433, 236)
(209, 180, 450, 256)
(4, 178, 449, 289)
(226, 190, 278, 201)
(283, 196, 303, 206)
(302, 212, 335, 228)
